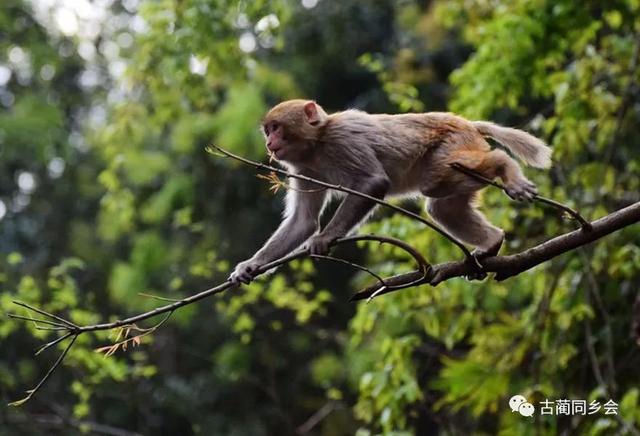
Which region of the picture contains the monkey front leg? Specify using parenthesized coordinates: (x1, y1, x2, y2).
(230, 216, 317, 284)
(230, 182, 326, 284)
(306, 176, 390, 255)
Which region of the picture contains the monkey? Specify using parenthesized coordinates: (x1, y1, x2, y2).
(229, 99, 551, 284)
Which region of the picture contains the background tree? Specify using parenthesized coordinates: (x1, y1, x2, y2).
(1, 0, 639, 435)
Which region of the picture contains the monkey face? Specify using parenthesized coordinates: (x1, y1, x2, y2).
(263, 121, 287, 159)
(262, 125, 313, 163)
(261, 100, 327, 164)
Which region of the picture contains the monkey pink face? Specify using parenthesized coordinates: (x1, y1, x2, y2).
(263, 121, 288, 160)
(262, 100, 326, 163)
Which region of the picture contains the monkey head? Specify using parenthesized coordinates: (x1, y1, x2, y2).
(261, 99, 328, 163)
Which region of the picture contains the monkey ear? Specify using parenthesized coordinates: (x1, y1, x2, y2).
(303, 101, 321, 125)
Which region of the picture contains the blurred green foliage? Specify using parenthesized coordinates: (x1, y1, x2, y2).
(1, 0, 639, 434)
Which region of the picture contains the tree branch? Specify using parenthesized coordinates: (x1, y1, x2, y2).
(350, 201, 640, 301)
(7, 235, 427, 405)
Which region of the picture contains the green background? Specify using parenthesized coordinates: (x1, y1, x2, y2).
(1, 0, 639, 434)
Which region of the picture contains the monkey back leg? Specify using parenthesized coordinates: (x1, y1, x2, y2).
(426, 193, 504, 255)
(417, 149, 488, 198)
(474, 149, 538, 201)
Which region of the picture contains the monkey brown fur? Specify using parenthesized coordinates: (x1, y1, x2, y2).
(230, 100, 551, 284)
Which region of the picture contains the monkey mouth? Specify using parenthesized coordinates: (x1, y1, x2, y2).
(267, 146, 284, 158)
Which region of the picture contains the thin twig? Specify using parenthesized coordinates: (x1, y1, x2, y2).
(311, 244, 430, 303)
(578, 248, 618, 394)
(12, 301, 79, 329)
(296, 401, 340, 435)
(584, 278, 608, 391)
(34, 326, 69, 332)
(7, 313, 69, 329)
(35, 332, 73, 356)
(450, 163, 592, 230)
(9, 334, 78, 407)
(310, 254, 388, 288)
(138, 292, 181, 303)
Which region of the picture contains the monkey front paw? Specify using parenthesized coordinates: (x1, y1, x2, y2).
(229, 259, 262, 284)
(504, 178, 537, 201)
(304, 234, 336, 256)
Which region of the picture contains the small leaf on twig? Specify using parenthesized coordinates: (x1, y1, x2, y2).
(95, 344, 120, 357)
(113, 327, 124, 343)
(8, 397, 30, 407)
(204, 144, 225, 157)
(256, 172, 285, 194)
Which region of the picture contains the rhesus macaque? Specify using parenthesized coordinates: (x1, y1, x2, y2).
(230, 100, 551, 284)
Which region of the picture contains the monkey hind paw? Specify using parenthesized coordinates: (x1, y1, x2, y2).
(471, 232, 504, 260)
(465, 266, 488, 281)
(466, 272, 487, 281)
(504, 178, 537, 201)
(463, 254, 488, 281)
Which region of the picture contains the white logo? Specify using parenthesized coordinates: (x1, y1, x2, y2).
(509, 394, 535, 417)
(510, 395, 619, 417)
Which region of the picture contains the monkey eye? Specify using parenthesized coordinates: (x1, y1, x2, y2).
(264, 122, 279, 135)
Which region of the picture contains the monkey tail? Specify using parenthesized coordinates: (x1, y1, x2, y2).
(472, 121, 552, 169)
